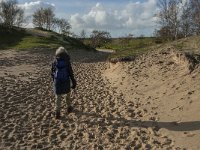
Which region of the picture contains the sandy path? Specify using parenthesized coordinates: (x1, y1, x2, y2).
(0, 48, 182, 149)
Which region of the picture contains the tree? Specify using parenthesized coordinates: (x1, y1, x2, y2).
(80, 29, 86, 39)
(90, 30, 111, 48)
(32, 8, 45, 29)
(54, 18, 71, 35)
(155, 26, 172, 40)
(44, 7, 54, 30)
(180, 1, 194, 37)
(15, 9, 24, 27)
(190, 0, 200, 34)
(32, 7, 55, 30)
(0, 15, 2, 26)
(0, 0, 24, 29)
(156, 0, 200, 39)
(70, 32, 78, 38)
(157, 0, 181, 40)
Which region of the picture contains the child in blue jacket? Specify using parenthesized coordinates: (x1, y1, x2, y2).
(51, 47, 76, 119)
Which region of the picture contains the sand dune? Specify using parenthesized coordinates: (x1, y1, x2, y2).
(0, 47, 200, 149)
(103, 47, 200, 149)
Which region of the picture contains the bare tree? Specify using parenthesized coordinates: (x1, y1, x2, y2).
(179, 1, 194, 37)
(190, 0, 200, 34)
(70, 32, 78, 38)
(90, 30, 111, 48)
(44, 7, 54, 30)
(80, 29, 86, 39)
(54, 18, 71, 35)
(156, 0, 200, 39)
(32, 8, 45, 29)
(0, 0, 24, 28)
(157, 0, 181, 40)
(15, 9, 24, 27)
(0, 16, 2, 26)
(33, 7, 55, 30)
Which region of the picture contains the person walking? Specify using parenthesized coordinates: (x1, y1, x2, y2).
(51, 47, 77, 119)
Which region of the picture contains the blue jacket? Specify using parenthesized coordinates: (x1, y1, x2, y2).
(51, 56, 76, 95)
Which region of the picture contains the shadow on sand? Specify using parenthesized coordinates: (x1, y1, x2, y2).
(26, 48, 111, 63)
(63, 110, 200, 132)
(69, 50, 111, 63)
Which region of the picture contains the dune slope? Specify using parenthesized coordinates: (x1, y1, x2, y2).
(103, 47, 200, 149)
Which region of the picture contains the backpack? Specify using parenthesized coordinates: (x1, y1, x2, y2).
(54, 59, 69, 80)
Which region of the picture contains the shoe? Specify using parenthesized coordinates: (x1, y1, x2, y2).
(67, 106, 73, 114)
(55, 112, 60, 119)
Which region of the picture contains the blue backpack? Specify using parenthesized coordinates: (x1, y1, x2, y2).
(54, 59, 69, 80)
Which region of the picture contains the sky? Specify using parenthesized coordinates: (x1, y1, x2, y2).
(15, 0, 159, 37)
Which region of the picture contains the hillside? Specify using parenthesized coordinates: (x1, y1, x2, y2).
(0, 27, 90, 50)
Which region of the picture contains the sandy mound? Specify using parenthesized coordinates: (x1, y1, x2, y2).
(103, 47, 200, 149)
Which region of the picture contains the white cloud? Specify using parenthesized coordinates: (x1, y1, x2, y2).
(70, 13, 84, 28)
(69, 0, 158, 37)
(18, 1, 55, 17)
(18, 1, 55, 28)
(15, 0, 158, 37)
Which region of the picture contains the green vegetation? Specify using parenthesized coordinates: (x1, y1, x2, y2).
(0, 29, 63, 50)
(101, 37, 156, 50)
(0, 28, 90, 50)
(109, 46, 153, 60)
(98, 37, 158, 59)
(107, 35, 200, 61)
(12, 36, 63, 50)
(172, 36, 200, 54)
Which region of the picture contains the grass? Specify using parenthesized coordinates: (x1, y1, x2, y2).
(101, 37, 156, 50)
(83, 37, 158, 60)
(8, 36, 63, 50)
(172, 36, 200, 54)
(0, 28, 63, 50)
(98, 37, 158, 60)
(109, 47, 153, 59)
(99, 36, 200, 60)
(0, 27, 91, 51)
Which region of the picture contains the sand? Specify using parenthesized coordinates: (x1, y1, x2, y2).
(103, 47, 200, 150)
(0, 47, 200, 149)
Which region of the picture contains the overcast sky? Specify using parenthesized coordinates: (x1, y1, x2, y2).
(16, 0, 159, 37)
